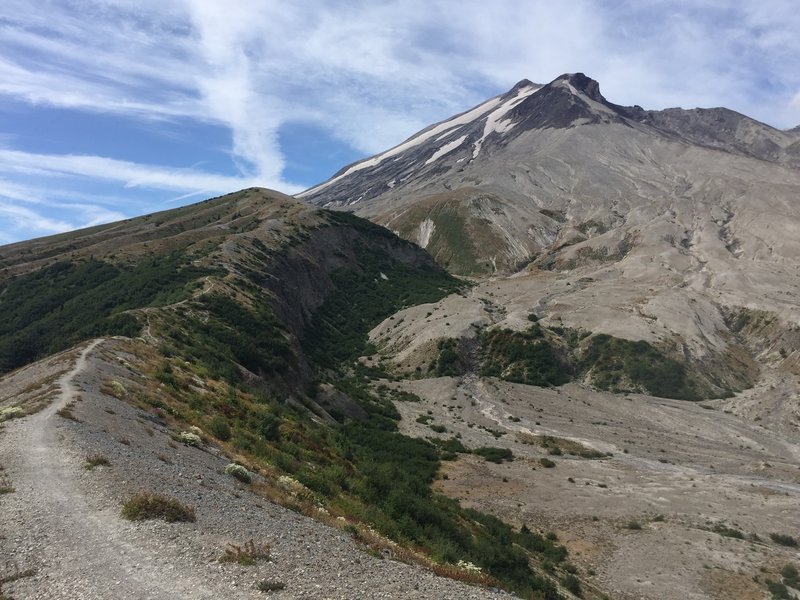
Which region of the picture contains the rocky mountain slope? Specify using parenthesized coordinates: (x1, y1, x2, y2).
(300, 72, 800, 400)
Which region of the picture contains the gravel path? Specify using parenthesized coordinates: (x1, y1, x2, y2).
(0, 339, 510, 599)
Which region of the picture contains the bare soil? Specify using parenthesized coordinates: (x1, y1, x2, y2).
(388, 371, 800, 600)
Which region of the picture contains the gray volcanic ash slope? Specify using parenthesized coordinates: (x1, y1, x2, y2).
(301, 72, 800, 400)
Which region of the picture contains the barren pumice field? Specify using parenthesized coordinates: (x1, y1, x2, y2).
(388, 370, 800, 600)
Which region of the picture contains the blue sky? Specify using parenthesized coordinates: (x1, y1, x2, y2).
(1, 0, 799, 244)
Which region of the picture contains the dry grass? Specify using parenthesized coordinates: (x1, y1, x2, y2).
(84, 454, 110, 470)
(219, 539, 271, 565)
(255, 579, 286, 592)
(56, 401, 80, 421)
(121, 491, 196, 523)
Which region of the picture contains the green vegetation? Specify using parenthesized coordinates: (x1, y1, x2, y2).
(780, 564, 799, 590)
(432, 338, 467, 376)
(84, 454, 110, 470)
(162, 294, 291, 383)
(225, 463, 252, 483)
(561, 573, 583, 597)
(769, 580, 792, 599)
(473, 447, 514, 463)
(302, 240, 461, 368)
(121, 491, 196, 522)
(711, 523, 744, 539)
(539, 458, 556, 469)
(480, 325, 569, 387)
(209, 415, 232, 441)
(338, 399, 565, 598)
(0, 255, 210, 373)
(581, 334, 699, 400)
(0, 406, 24, 422)
(770, 533, 798, 547)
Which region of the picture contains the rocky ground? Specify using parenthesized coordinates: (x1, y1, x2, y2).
(388, 370, 800, 600)
(0, 339, 510, 600)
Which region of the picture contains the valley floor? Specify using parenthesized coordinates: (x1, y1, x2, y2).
(391, 372, 800, 600)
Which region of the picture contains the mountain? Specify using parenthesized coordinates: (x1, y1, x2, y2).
(3, 77, 800, 600)
(0, 188, 583, 600)
(300, 73, 800, 275)
(298, 72, 800, 396)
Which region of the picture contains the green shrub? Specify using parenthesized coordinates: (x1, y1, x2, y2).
(768, 580, 792, 599)
(434, 339, 466, 376)
(121, 491, 196, 522)
(770, 533, 798, 547)
(84, 454, 110, 470)
(474, 447, 514, 463)
(225, 463, 251, 483)
(0, 406, 24, 422)
(562, 573, 583, 597)
(539, 458, 556, 468)
(480, 326, 569, 387)
(178, 431, 202, 446)
(209, 416, 232, 441)
(781, 564, 799, 589)
(582, 334, 698, 400)
(712, 524, 744, 539)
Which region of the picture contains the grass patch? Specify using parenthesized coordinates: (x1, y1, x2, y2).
(121, 491, 196, 522)
(56, 402, 80, 421)
(770, 533, 798, 547)
(84, 454, 110, 470)
(219, 539, 270, 565)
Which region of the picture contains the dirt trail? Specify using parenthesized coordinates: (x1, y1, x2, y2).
(1, 340, 217, 599)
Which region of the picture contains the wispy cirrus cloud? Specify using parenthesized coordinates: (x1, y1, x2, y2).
(0, 0, 799, 244)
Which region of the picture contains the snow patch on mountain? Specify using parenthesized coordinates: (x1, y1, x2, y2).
(472, 83, 542, 158)
(417, 218, 435, 248)
(297, 95, 503, 198)
(425, 135, 468, 165)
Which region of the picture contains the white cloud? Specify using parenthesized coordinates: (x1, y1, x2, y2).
(0, 149, 290, 194)
(1, 0, 800, 244)
(0, 203, 74, 236)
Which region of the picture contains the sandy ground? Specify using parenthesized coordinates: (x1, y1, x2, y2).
(387, 371, 800, 600)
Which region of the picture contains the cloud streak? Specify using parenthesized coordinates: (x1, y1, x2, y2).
(0, 0, 799, 243)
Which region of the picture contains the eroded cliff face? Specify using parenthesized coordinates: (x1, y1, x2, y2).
(259, 214, 445, 339)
